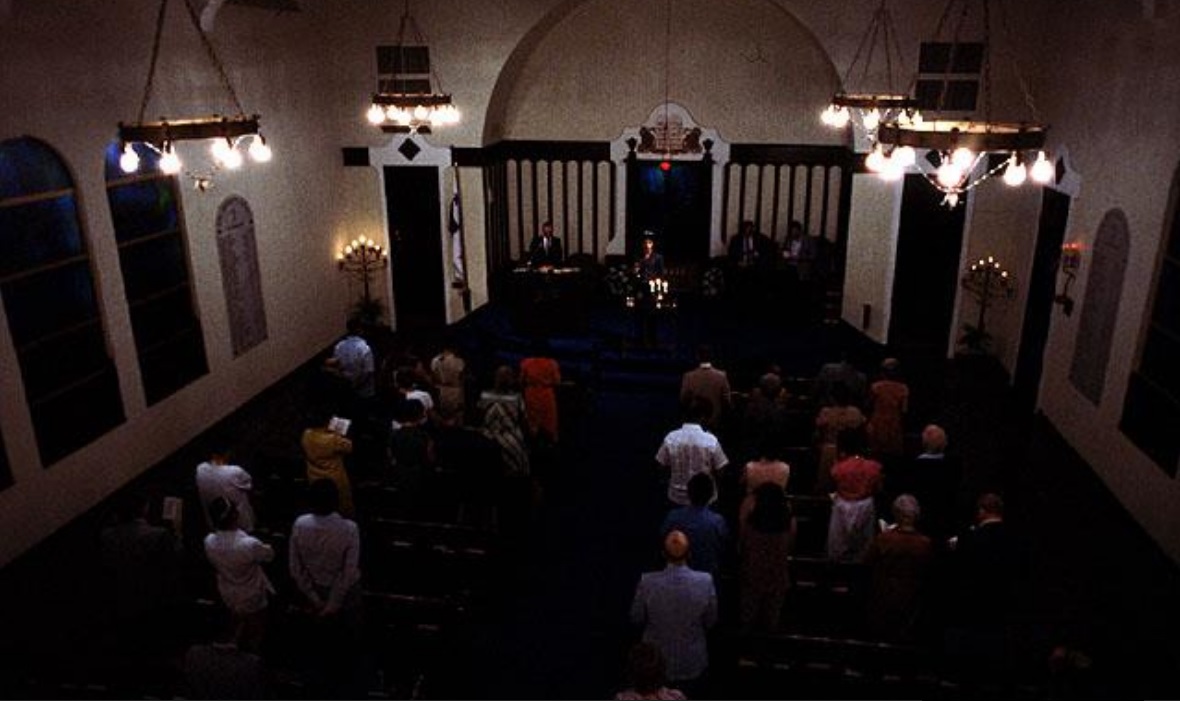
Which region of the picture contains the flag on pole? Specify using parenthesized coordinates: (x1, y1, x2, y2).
(449, 188, 466, 286)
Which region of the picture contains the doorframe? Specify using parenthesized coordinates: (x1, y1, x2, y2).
(369, 134, 455, 326)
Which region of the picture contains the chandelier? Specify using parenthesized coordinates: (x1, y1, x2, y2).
(366, 0, 460, 134)
(873, 0, 1052, 206)
(820, 0, 918, 143)
(117, 0, 272, 177)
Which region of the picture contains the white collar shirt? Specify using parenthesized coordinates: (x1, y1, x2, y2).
(203, 529, 274, 615)
(655, 423, 728, 505)
(288, 512, 361, 613)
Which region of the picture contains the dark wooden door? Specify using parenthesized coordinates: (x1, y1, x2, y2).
(889, 174, 968, 357)
(384, 166, 446, 332)
(1013, 188, 1071, 412)
(626, 160, 712, 264)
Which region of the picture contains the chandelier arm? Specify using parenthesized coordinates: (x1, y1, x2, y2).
(179, 0, 247, 116)
(996, 0, 1042, 122)
(136, 0, 172, 124)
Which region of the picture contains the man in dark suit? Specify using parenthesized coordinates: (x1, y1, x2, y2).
(527, 220, 564, 268)
(946, 492, 1028, 694)
(727, 219, 774, 269)
(630, 530, 718, 695)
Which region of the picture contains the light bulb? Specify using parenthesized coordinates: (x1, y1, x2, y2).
(211, 138, 232, 163)
(937, 162, 963, 189)
(865, 144, 887, 173)
(412, 104, 430, 121)
(367, 104, 386, 125)
(440, 104, 460, 125)
(119, 145, 140, 174)
(159, 148, 182, 175)
(1030, 151, 1054, 183)
(248, 136, 272, 163)
(909, 111, 924, 127)
(820, 104, 837, 126)
(388, 107, 410, 125)
(861, 108, 881, 131)
(1002, 156, 1027, 186)
(951, 146, 975, 171)
(879, 159, 904, 182)
(221, 147, 243, 170)
(833, 106, 850, 128)
(892, 145, 916, 168)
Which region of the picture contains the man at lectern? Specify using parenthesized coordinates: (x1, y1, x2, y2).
(527, 220, 564, 268)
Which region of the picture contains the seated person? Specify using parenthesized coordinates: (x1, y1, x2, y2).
(527, 220, 564, 268)
(727, 220, 774, 269)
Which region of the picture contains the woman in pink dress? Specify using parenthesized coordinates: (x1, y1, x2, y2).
(867, 358, 909, 460)
(738, 436, 791, 532)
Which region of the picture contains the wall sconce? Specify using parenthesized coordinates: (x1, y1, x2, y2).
(1055, 242, 1083, 316)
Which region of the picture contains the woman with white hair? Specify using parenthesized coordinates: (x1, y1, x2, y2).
(863, 493, 934, 642)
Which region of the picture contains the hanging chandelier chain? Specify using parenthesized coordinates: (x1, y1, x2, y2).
(178, 0, 248, 116)
(933, 0, 972, 114)
(136, 0, 172, 124)
(663, 0, 672, 130)
(996, 0, 1042, 122)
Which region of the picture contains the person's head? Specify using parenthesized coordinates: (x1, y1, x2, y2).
(880, 357, 901, 380)
(695, 344, 714, 364)
(830, 382, 852, 407)
(396, 398, 427, 425)
(921, 424, 948, 454)
(741, 220, 755, 236)
(541, 220, 554, 237)
(836, 426, 867, 458)
(307, 478, 340, 517)
(683, 396, 713, 425)
(625, 642, 670, 696)
(209, 496, 238, 531)
(758, 372, 783, 399)
(642, 237, 655, 255)
(346, 316, 363, 336)
(787, 220, 804, 239)
(493, 364, 517, 393)
(755, 433, 782, 461)
(112, 492, 152, 523)
(663, 530, 690, 565)
(308, 404, 335, 428)
(892, 493, 921, 528)
(976, 492, 1005, 521)
(748, 482, 791, 533)
(686, 472, 715, 507)
(208, 442, 232, 464)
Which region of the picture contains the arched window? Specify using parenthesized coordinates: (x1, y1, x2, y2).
(0, 137, 125, 465)
(103, 143, 208, 405)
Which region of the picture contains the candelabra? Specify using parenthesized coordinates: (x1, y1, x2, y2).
(337, 236, 389, 322)
(959, 255, 1016, 353)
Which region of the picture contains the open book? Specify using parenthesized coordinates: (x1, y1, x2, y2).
(328, 415, 351, 436)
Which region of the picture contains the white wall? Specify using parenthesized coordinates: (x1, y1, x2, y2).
(1032, 2, 1180, 564)
(0, 0, 355, 565)
(843, 175, 901, 343)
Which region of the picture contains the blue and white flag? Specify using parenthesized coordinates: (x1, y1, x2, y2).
(449, 188, 466, 286)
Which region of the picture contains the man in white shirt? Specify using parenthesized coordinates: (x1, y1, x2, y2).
(204, 497, 274, 652)
(196, 445, 256, 532)
(332, 318, 376, 400)
(656, 398, 729, 507)
(288, 479, 362, 622)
